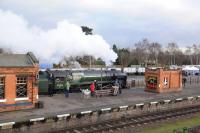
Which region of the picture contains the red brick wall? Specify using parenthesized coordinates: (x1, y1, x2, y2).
(145, 68, 182, 93)
(0, 66, 39, 112)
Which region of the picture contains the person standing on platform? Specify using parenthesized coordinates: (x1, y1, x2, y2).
(94, 80, 98, 90)
(90, 82, 95, 96)
(114, 79, 122, 94)
(183, 77, 187, 87)
(48, 73, 54, 97)
(64, 80, 70, 97)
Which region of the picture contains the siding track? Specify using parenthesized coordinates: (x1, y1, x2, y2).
(64, 105, 200, 133)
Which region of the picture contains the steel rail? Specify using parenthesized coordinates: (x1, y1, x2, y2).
(63, 105, 200, 133)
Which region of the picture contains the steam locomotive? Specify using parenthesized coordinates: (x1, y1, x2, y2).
(38, 69, 127, 94)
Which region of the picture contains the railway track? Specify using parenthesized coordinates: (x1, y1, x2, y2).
(62, 105, 200, 133)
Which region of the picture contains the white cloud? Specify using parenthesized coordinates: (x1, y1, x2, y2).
(2, 0, 200, 26)
(0, 9, 117, 64)
(1, 0, 200, 46)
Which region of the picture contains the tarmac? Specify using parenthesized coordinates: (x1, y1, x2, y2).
(0, 82, 200, 123)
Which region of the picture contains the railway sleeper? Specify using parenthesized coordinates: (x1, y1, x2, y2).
(65, 105, 200, 133)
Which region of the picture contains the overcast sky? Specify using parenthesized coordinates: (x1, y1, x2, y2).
(1, 0, 200, 48)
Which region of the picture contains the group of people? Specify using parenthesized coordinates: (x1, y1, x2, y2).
(64, 78, 121, 98)
(48, 74, 121, 98)
(89, 76, 122, 97)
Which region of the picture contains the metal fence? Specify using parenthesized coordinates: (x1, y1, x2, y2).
(128, 76, 200, 88)
(183, 76, 200, 87)
(127, 76, 145, 88)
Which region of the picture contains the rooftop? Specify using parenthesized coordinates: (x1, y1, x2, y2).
(0, 52, 38, 67)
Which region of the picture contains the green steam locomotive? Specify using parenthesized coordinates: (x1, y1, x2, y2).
(38, 69, 127, 94)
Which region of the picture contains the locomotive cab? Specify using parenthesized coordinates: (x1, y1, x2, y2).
(49, 70, 72, 93)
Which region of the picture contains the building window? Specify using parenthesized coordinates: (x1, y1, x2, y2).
(0, 77, 5, 99)
(16, 76, 27, 98)
(163, 77, 168, 87)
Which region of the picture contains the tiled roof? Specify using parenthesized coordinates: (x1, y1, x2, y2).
(0, 52, 39, 67)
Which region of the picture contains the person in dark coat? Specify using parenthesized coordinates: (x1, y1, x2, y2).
(114, 79, 122, 94)
(183, 77, 187, 87)
(64, 80, 70, 97)
(48, 74, 54, 97)
(94, 80, 98, 90)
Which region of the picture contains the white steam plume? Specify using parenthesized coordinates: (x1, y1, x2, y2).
(0, 10, 117, 65)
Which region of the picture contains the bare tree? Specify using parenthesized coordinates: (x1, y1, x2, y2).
(0, 48, 12, 54)
(0, 48, 4, 54)
(174, 50, 184, 65)
(134, 39, 150, 66)
(118, 48, 130, 68)
(148, 42, 162, 65)
(192, 44, 200, 64)
(167, 42, 179, 65)
(114, 39, 200, 66)
(185, 46, 194, 65)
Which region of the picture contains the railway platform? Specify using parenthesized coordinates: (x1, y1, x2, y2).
(0, 84, 200, 123)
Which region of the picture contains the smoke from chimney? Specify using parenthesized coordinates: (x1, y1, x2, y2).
(0, 9, 117, 65)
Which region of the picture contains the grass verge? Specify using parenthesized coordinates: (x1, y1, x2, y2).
(137, 114, 200, 133)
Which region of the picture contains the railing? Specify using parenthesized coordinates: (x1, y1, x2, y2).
(183, 76, 200, 87)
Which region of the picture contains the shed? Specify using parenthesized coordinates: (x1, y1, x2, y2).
(0, 52, 39, 112)
(145, 68, 182, 93)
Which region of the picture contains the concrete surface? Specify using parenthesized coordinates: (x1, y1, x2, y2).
(0, 83, 200, 123)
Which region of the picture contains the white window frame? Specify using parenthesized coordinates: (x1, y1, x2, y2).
(0, 76, 5, 100)
(0, 99, 6, 102)
(15, 97, 29, 101)
(16, 76, 28, 98)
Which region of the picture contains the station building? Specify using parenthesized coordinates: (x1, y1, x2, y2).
(145, 68, 182, 93)
(0, 52, 39, 112)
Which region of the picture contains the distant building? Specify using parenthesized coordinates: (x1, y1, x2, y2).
(0, 52, 39, 112)
(182, 66, 199, 76)
(145, 68, 182, 93)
